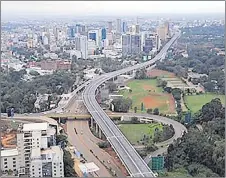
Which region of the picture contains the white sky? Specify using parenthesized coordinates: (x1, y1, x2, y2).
(1, 1, 225, 16)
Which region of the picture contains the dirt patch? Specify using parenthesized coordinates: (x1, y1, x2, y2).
(1, 132, 17, 148)
(147, 69, 176, 78)
(142, 84, 156, 91)
(104, 147, 129, 177)
(142, 96, 165, 109)
(167, 94, 176, 114)
(142, 93, 176, 114)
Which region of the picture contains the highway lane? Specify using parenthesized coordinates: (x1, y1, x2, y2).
(66, 121, 112, 177)
(83, 31, 181, 177)
(75, 120, 126, 177)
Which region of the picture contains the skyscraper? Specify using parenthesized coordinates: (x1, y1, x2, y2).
(131, 34, 141, 55)
(75, 35, 88, 59)
(107, 21, 113, 33)
(101, 28, 107, 40)
(68, 26, 75, 38)
(122, 22, 127, 33)
(116, 19, 122, 34)
(122, 34, 131, 56)
(122, 34, 141, 56)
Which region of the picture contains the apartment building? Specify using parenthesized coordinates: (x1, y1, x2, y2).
(1, 148, 21, 176)
(17, 122, 57, 175)
(30, 146, 64, 177)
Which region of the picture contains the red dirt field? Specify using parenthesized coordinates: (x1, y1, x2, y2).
(142, 93, 176, 114)
(147, 69, 176, 78)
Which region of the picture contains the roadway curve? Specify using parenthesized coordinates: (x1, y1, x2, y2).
(83, 31, 181, 177)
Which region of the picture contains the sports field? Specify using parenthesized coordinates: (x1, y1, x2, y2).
(184, 93, 225, 113)
(118, 123, 163, 145)
(119, 79, 176, 114)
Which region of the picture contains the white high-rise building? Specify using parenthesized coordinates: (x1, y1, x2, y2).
(88, 39, 97, 55)
(80, 35, 88, 59)
(116, 19, 122, 34)
(74, 35, 88, 59)
(17, 122, 57, 175)
(88, 29, 101, 47)
(30, 146, 64, 177)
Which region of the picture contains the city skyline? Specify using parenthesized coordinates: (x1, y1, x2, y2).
(2, 1, 225, 19)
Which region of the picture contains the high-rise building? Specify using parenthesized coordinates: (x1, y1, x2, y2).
(68, 26, 75, 38)
(131, 24, 140, 35)
(122, 34, 131, 56)
(122, 34, 141, 56)
(107, 21, 113, 33)
(88, 29, 101, 47)
(16, 122, 57, 175)
(116, 19, 122, 34)
(157, 26, 166, 41)
(101, 28, 107, 40)
(164, 21, 170, 38)
(74, 35, 88, 59)
(80, 35, 88, 59)
(29, 146, 64, 177)
(143, 38, 153, 54)
(88, 39, 97, 55)
(131, 34, 141, 55)
(122, 22, 127, 33)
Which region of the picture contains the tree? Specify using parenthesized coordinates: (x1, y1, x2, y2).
(111, 98, 132, 112)
(108, 82, 117, 92)
(134, 106, 137, 113)
(141, 102, 144, 111)
(63, 150, 78, 177)
(131, 117, 139, 124)
(153, 108, 159, 115)
(147, 108, 153, 114)
(29, 70, 40, 76)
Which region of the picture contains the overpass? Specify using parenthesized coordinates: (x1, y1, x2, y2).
(83, 31, 181, 177)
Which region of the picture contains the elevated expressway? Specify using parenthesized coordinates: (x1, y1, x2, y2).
(83, 31, 181, 177)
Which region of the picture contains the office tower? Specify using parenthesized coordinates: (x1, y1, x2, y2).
(88, 29, 101, 47)
(101, 28, 107, 40)
(143, 38, 153, 54)
(164, 21, 170, 38)
(88, 39, 97, 55)
(74, 35, 88, 59)
(157, 26, 166, 41)
(122, 22, 127, 33)
(116, 19, 122, 34)
(122, 34, 131, 56)
(131, 24, 140, 35)
(80, 35, 88, 59)
(107, 21, 113, 33)
(122, 34, 141, 56)
(68, 26, 75, 38)
(131, 34, 141, 55)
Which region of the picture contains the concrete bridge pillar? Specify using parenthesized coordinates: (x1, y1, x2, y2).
(95, 123, 99, 134)
(98, 128, 102, 139)
(58, 118, 61, 124)
(90, 117, 94, 129)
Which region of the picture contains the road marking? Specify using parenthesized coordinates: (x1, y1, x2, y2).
(106, 136, 124, 139)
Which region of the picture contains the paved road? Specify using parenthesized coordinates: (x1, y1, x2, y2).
(83, 31, 181, 177)
(66, 121, 112, 177)
(74, 120, 126, 177)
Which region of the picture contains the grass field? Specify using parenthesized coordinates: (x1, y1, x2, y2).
(118, 123, 163, 145)
(184, 93, 225, 113)
(119, 79, 176, 114)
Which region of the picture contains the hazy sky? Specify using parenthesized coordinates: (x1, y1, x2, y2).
(2, 1, 225, 17)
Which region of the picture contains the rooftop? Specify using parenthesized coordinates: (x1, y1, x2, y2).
(1, 148, 18, 157)
(79, 162, 100, 173)
(23, 122, 48, 132)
